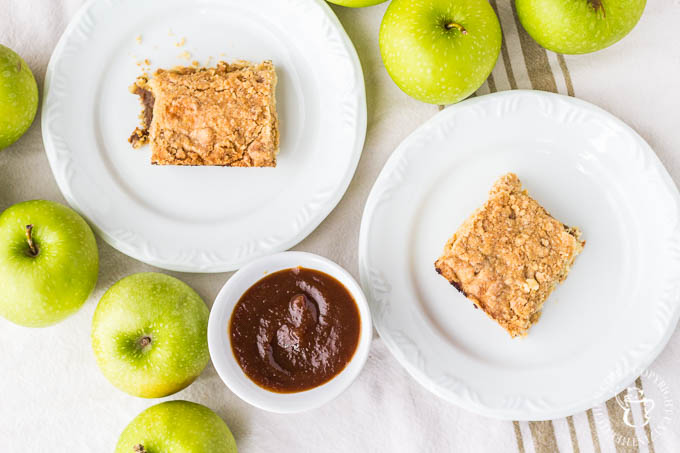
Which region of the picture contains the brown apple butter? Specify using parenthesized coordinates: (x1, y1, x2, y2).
(229, 267, 361, 393)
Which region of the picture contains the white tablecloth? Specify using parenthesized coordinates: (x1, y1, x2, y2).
(2, 1, 679, 452)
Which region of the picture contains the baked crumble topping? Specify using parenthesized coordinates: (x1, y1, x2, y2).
(434, 173, 585, 337)
(128, 60, 279, 167)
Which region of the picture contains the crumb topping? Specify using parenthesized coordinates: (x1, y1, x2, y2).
(128, 60, 279, 167)
(434, 173, 584, 337)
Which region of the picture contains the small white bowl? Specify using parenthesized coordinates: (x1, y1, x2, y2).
(208, 251, 373, 413)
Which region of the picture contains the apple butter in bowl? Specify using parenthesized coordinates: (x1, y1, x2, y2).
(208, 251, 372, 413)
(230, 267, 361, 393)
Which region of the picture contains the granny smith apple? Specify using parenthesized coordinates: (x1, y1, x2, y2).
(0, 44, 39, 150)
(516, 0, 645, 54)
(116, 400, 237, 453)
(92, 273, 209, 398)
(380, 0, 502, 104)
(327, 0, 387, 7)
(0, 200, 98, 327)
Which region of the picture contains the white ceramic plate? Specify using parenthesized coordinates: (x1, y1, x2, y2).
(359, 90, 680, 420)
(208, 252, 373, 413)
(42, 0, 366, 272)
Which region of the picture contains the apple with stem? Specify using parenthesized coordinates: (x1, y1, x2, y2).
(91, 273, 210, 398)
(380, 0, 502, 105)
(116, 400, 237, 453)
(0, 200, 99, 327)
(515, 0, 646, 54)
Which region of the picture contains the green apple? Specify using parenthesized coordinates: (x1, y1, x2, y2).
(92, 273, 209, 398)
(380, 0, 501, 105)
(516, 0, 646, 54)
(0, 44, 39, 150)
(116, 400, 237, 453)
(327, 0, 388, 7)
(0, 200, 98, 327)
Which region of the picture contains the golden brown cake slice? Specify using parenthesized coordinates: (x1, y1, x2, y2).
(128, 60, 279, 166)
(434, 173, 584, 337)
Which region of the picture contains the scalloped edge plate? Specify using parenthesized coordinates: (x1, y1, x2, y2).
(359, 90, 680, 420)
(42, 0, 366, 272)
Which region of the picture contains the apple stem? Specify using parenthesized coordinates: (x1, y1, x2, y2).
(133, 445, 147, 453)
(588, 0, 606, 17)
(139, 336, 152, 348)
(445, 22, 467, 35)
(25, 224, 39, 257)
